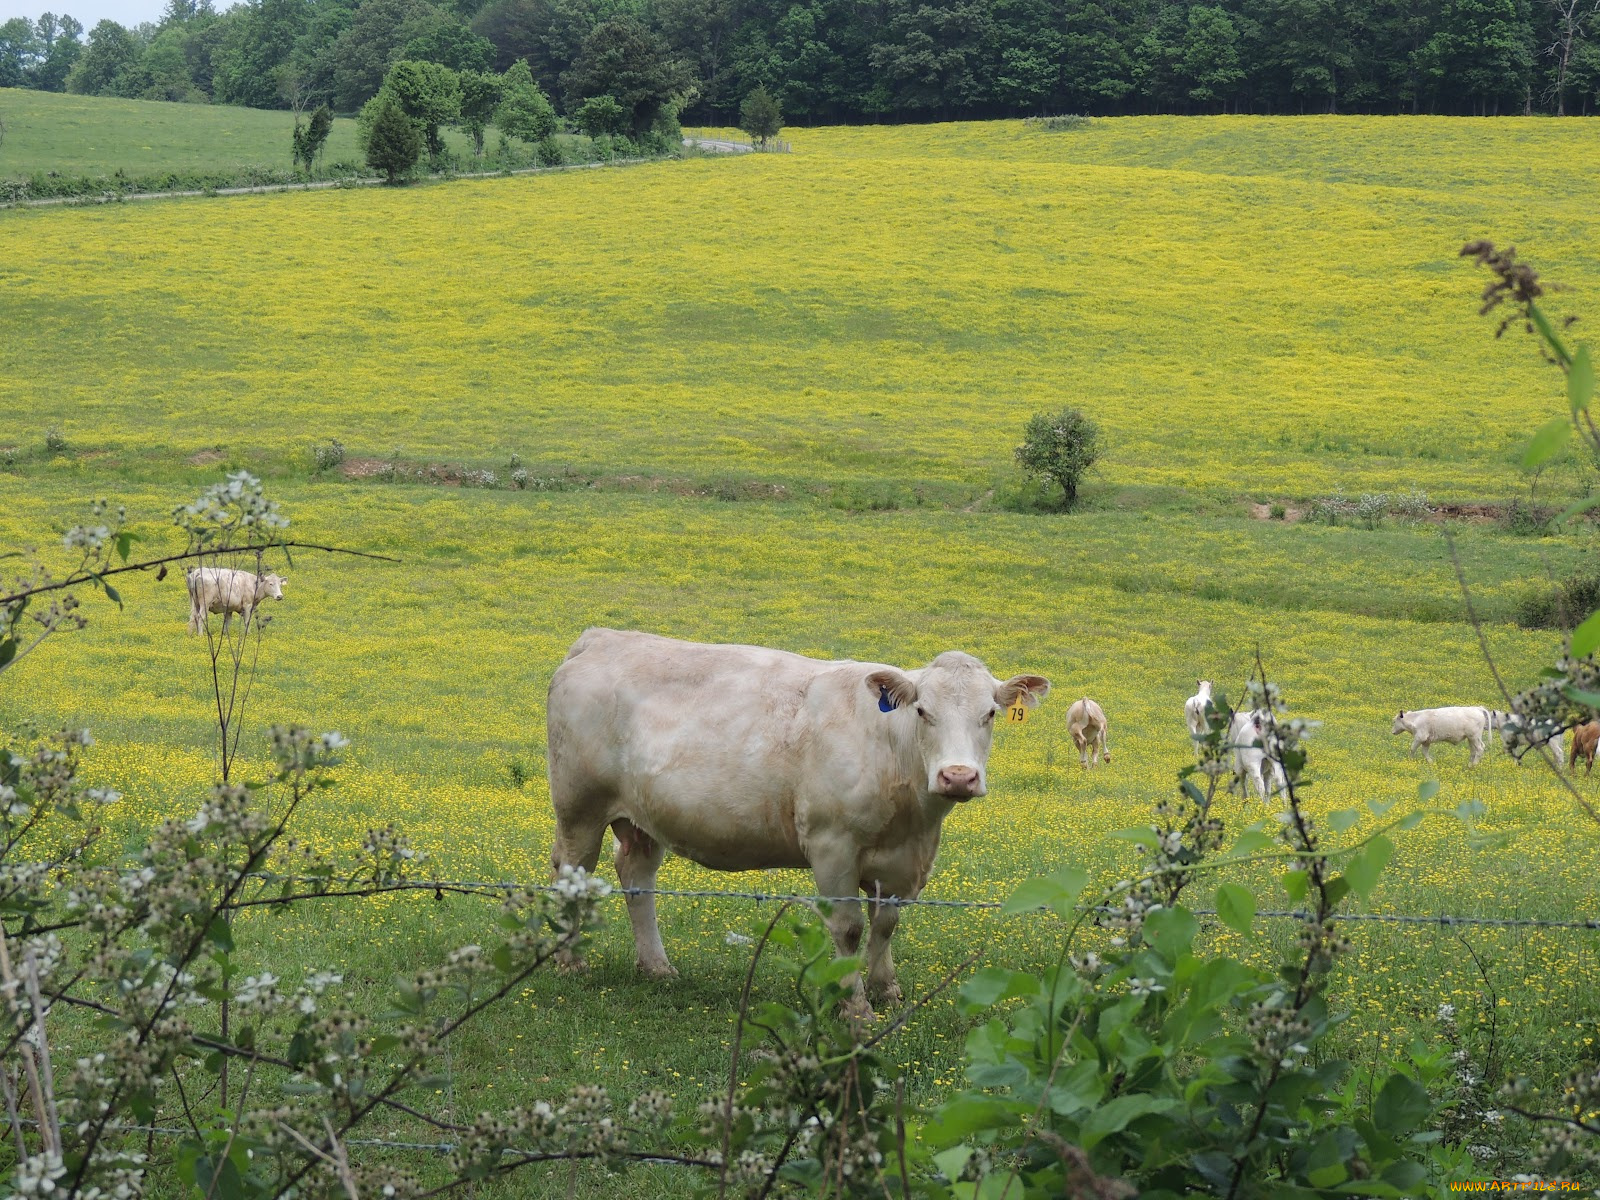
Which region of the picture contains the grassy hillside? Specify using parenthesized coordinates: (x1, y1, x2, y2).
(4, 115, 1599, 1194)
(0, 87, 366, 176)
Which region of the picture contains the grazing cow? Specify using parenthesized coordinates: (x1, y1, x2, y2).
(1066, 697, 1110, 768)
(546, 628, 1049, 1012)
(1229, 709, 1287, 802)
(1570, 721, 1600, 775)
(1489, 710, 1566, 765)
(1184, 680, 1215, 747)
(186, 567, 285, 634)
(1392, 706, 1491, 767)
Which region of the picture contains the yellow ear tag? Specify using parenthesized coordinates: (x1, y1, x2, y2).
(1006, 699, 1030, 724)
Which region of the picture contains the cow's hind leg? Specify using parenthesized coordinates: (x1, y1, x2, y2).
(865, 892, 903, 1006)
(548, 796, 608, 970)
(612, 819, 674, 978)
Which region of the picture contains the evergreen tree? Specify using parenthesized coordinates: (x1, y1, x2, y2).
(364, 91, 423, 182)
(737, 82, 782, 144)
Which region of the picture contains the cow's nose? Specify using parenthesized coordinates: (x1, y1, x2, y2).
(937, 765, 980, 796)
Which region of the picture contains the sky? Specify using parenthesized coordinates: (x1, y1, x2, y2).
(2, 0, 223, 30)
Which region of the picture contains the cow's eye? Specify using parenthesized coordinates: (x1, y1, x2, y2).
(914, 706, 929, 721)
(984, 707, 998, 724)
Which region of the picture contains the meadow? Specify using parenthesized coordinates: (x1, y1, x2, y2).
(4, 110, 1600, 1193)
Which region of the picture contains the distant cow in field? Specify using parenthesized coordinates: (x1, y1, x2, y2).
(186, 567, 285, 634)
(1184, 680, 1214, 748)
(546, 628, 1049, 1014)
(1392, 706, 1491, 767)
(1489, 710, 1566, 765)
(1570, 722, 1600, 775)
(1229, 708, 1287, 802)
(1066, 697, 1110, 768)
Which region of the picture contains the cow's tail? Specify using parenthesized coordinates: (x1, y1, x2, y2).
(1571, 731, 1581, 769)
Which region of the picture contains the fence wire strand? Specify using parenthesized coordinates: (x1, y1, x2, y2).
(238, 875, 1600, 932)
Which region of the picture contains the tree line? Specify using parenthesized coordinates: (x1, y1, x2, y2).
(2, 0, 1598, 125)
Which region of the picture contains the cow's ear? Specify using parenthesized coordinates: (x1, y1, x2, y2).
(865, 669, 917, 711)
(996, 674, 1050, 709)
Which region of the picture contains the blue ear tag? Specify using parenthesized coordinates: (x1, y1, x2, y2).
(878, 685, 897, 713)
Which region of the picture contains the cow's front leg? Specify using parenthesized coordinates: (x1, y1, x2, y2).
(811, 850, 870, 1018)
(865, 893, 903, 1006)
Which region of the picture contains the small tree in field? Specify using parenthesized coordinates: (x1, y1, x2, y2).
(496, 59, 557, 144)
(738, 84, 782, 147)
(458, 68, 502, 155)
(364, 92, 421, 183)
(1015, 407, 1100, 508)
(292, 103, 332, 170)
(574, 93, 627, 138)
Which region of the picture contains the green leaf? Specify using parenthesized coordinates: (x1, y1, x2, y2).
(1326, 808, 1361, 833)
(1227, 828, 1276, 857)
(1415, 779, 1439, 805)
(1571, 344, 1595, 413)
(1079, 1094, 1175, 1149)
(0, 639, 15, 669)
(1572, 609, 1600, 660)
(958, 966, 1040, 1011)
(1522, 416, 1571, 469)
(924, 1097, 1021, 1144)
(1341, 834, 1394, 900)
(1561, 684, 1600, 707)
(1322, 876, 1351, 907)
(1373, 1073, 1432, 1135)
(1397, 812, 1426, 831)
(932, 1146, 973, 1182)
(1000, 867, 1088, 918)
(1214, 883, 1255, 937)
(1109, 826, 1160, 848)
(203, 916, 234, 953)
(103, 582, 121, 607)
(1144, 905, 1197, 958)
(1281, 868, 1309, 904)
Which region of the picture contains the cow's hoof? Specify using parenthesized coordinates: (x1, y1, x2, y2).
(637, 960, 678, 979)
(840, 997, 876, 1024)
(555, 953, 588, 974)
(869, 982, 904, 1007)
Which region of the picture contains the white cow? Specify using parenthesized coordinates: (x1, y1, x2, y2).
(1184, 680, 1215, 748)
(186, 567, 285, 634)
(1392, 706, 1491, 767)
(1066, 697, 1110, 768)
(1489, 709, 1565, 765)
(1229, 709, 1287, 802)
(546, 629, 1049, 1012)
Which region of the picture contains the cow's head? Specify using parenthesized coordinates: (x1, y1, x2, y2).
(259, 573, 286, 601)
(1391, 710, 1408, 734)
(1196, 679, 1212, 694)
(866, 652, 1049, 801)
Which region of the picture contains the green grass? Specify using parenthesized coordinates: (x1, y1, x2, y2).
(0, 88, 368, 177)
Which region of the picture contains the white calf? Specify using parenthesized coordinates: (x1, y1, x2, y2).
(1392, 707, 1490, 767)
(1066, 697, 1110, 768)
(1184, 680, 1215, 748)
(1229, 709, 1287, 802)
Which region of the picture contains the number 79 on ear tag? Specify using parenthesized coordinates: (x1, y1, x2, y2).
(1006, 699, 1030, 724)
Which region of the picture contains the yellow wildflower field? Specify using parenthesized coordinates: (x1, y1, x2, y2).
(4, 117, 1600, 1183)
(5, 117, 1600, 502)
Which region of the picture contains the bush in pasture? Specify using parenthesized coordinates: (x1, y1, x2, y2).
(312, 438, 345, 472)
(1357, 491, 1389, 528)
(1307, 490, 1352, 524)
(496, 59, 557, 145)
(1392, 487, 1433, 521)
(738, 85, 783, 147)
(43, 427, 67, 455)
(362, 92, 422, 184)
(1500, 496, 1554, 535)
(1014, 407, 1100, 509)
(537, 134, 565, 166)
(1515, 567, 1600, 630)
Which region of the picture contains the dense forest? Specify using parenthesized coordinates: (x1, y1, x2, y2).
(1, 0, 1597, 126)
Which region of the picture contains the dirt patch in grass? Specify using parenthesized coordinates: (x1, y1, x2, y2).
(186, 449, 225, 466)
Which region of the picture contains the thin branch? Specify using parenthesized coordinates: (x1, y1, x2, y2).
(0, 541, 400, 606)
(720, 901, 798, 1200)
